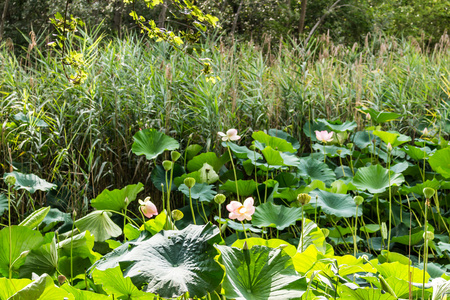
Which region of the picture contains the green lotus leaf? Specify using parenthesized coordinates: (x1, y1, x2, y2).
(40, 208, 72, 233)
(0, 225, 46, 277)
(274, 172, 298, 188)
(232, 238, 297, 257)
(317, 118, 357, 132)
(312, 144, 352, 157)
(141, 211, 167, 235)
(220, 179, 257, 197)
(132, 128, 179, 160)
(19, 235, 58, 278)
(178, 182, 217, 202)
(124, 224, 140, 241)
(151, 164, 185, 191)
(198, 163, 220, 184)
(353, 130, 379, 149)
(187, 152, 224, 173)
(389, 161, 409, 174)
(352, 164, 405, 194)
(91, 183, 144, 212)
(297, 219, 327, 254)
(362, 108, 401, 124)
(216, 245, 307, 300)
(252, 202, 302, 230)
(402, 145, 434, 160)
(274, 187, 305, 202)
(75, 211, 122, 242)
(58, 256, 92, 279)
(57, 231, 99, 262)
(93, 266, 155, 299)
(4, 171, 56, 194)
(296, 158, 336, 185)
(376, 262, 429, 284)
(61, 284, 112, 300)
(19, 206, 50, 229)
(0, 194, 8, 217)
(309, 189, 362, 218)
(0, 278, 32, 299)
(373, 130, 411, 147)
(119, 224, 224, 298)
(8, 273, 73, 300)
(262, 146, 284, 166)
(268, 129, 300, 150)
(185, 144, 203, 160)
(173, 171, 202, 187)
(221, 218, 262, 233)
(252, 131, 296, 153)
(224, 142, 262, 161)
(429, 148, 450, 178)
(400, 179, 441, 196)
(339, 285, 396, 300)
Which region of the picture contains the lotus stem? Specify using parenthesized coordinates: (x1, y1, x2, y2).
(189, 187, 196, 225)
(241, 221, 248, 239)
(8, 184, 12, 279)
(226, 142, 240, 200)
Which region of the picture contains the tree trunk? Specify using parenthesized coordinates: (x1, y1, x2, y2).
(158, 1, 169, 28)
(231, 0, 244, 38)
(304, 0, 342, 46)
(0, 0, 11, 42)
(299, 0, 307, 34)
(113, 0, 125, 38)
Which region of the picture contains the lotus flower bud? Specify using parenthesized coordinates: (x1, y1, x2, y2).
(354, 196, 364, 206)
(361, 254, 369, 262)
(366, 113, 371, 120)
(171, 151, 181, 162)
(297, 193, 311, 206)
(423, 187, 435, 199)
(172, 209, 184, 221)
(346, 143, 353, 150)
(162, 160, 173, 171)
(4, 175, 16, 186)
(214, 194, 226, 205)
(386, 143, 392, 152)
(423, 231, 434, 241)
(184, 177, 196, 188)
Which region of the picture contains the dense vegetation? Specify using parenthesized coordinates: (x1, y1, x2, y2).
(1, 0, 450, 299)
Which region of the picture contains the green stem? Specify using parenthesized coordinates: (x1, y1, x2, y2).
(241, 221, 248, 239)
(104, 210, 139, 227)
(227, 142, 239, 200)
(387, 149, 392, 252)
(8, 185, 12, 279)
(189, 188, 196, 225)
(422, 198, 429, 300)
(354, 205, 359, 257)
(70, 213, 75, 285)
(323, 143, 326, 163)
(301, 208, 305, 252)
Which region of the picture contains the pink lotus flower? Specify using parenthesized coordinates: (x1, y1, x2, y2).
(315, 130, 334, 143)
(218, 129, 241, 142)
(226, 197, 255, 221)
(139, 197, 158, 218)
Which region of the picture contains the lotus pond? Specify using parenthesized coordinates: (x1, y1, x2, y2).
(1, 112, 450, 299)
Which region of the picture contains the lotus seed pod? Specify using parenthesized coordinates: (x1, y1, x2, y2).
(423, 231, 434, 241)
(58, 274, 67, 285)
(354, 196, 364, 206)
(171, 151, 181, 162)
(184, 177, 196, 188)
(172, 209, 184, 221)
(297, 193, 312, 206)
(346, 143, 353, 150)
(162, 160, 173, 171)
(4, 175, 16, 186)
(214, 194, 226, 205)
(423, 187, 435, 199)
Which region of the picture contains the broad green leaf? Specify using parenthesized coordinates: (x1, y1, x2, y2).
(91, 183, 144, 212)
(120, 224, 224, 298)
(0, 226, 45, 277)
(252, 131, 296, 153)
(353, 130, 379, 149)
(178, 182, 217, 202)
(225, 142, 262, 161)
(429, 148, 450, 178)
(0, 278, 32, 299)
(19, 206, 50, 229)
(132, 128, 179, 160)
(173, 171, 202, 187)
(274, 173, 298, 188)
(19, 235, 58, 278)
(187, 152, 223, 173)
(296, 158, 336, 185)
(309, 189, 362, 218)
(185, 144, 202, 160)
(317, 118, 357, 132)
(93, 266, 154, 299)
(339, 285, 396, 300)
(219, 180, 257, 197)
(216, 245, 307, 300)
(252, 202, 302, 230)
(375, 262, 429, 283)
(262, 146, 284, 166)
(402, 145, 433, 160)
(151, 165, 185, 191)
(3, 171, 56, 194)
(8, 273, 73, 300)
(232, 238, 297, 257)
(268, 129, 300, 150)
(373, 130, 411, 147)
(198, 163, 219, 184)
(40, 208, 72, 233)
(400, 179, 441, 195)
(141, 211, 167, 235)
(312, 144, 352, 157)
(75, 211, 122, 242)
(274, 187, 306, 202)
(124, 223, 140, 241)
(0, 194, 8, 217)
(61, 284, 112, 300)
(297, 219, 327, 254)
(362, 108, 401, 124)
(57, 231, 98, 262)
(352, 164, 405, 194)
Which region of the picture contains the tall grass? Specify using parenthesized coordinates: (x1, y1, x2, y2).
(1, 29, 449, 215)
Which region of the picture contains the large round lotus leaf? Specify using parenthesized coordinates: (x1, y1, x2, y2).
(296, 158, 336, 185)
(178, 182, 217, 202)
(219, 179, 257, 197)
(317, 118, 357, 132)
(0, 278, 32, 300)
(74, 210, 122, 242)
(19, 235, 58, 278)
(0, 225, 45, 277)
(4, 171, 56, 194)
(297, 219, 327, 254)
(57, 231, 98, 262)
(268, 129, 300, 150)
(262, 146, 284, 166)
(252, 131, 296, 153)
(61, 284, 112, 300)
(225, 142, 262, 161)
(113, 224, 223, 298)
(373, 130, 411, 147)
(0, 194, 8, 216)
(132, 128, 179, 160)
(8, 273, 73, 300)
(216, 245, 307, 300)
(252, 202, 302, 230)
(309, 189, 362, 218)
(352, 164, 405, 194)
(429, 148, 450, 178)
(232, 238, 297, 257)
(93, 266, 155, 299)
(401, 145, 434, 161)
(91, 183, 144, 212)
